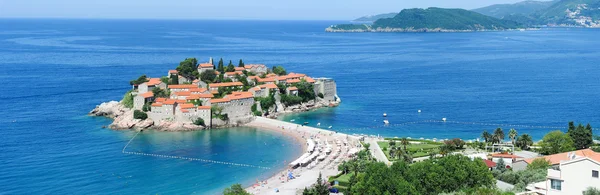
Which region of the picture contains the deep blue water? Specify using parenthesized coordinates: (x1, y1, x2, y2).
(1, 19, 599, 194)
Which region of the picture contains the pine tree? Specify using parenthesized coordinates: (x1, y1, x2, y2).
(227, 60, 235, 72)
(238, 59, 244, 67)
(217, 58, 224, 72)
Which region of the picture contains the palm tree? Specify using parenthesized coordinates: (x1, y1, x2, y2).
(508, 128, 518, 145)
(439, 145, 451, 157)
(481, 130, 492, 143)
(516, 134, 533, 150)
(389, 147, 397, 159)
(400, 137, 409, 151)
(389, 140, 396, 148)
(493, 128, 505, 144)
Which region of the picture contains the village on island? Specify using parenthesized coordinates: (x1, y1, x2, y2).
(90, 57, 339, 131)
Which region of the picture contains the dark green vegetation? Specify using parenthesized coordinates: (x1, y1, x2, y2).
(493, 158, 550, 192)
(223, 184, 251, 195)
(353, 12, 398, 22)
(373, 8, 522, 30)
(302, 173, 330, 195)
(330, 155, 497, 195)
(193, 118, 205, 126)
(474, 0, 600, 26)
(379, 138, 444, 160)
(176, 58, 199, 79)
(473, 0, 558, 18)
(539, 130, 576, 154)
(584, 187, 600, 195)
(567, 121, 594, 150)
(133, 110, 148, 120)
(330, 8, 522, 31)
(271, 66, 287, 76)
(121, 90, 134, 108)
(129, 75, 148, 85)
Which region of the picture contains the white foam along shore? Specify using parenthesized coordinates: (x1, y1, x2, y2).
(243, 117, 361, 195)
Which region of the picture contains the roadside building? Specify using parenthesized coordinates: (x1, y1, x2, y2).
(525, 155, 600, 195)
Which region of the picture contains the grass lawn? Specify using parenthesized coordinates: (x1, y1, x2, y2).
(378, 141, 442, 160)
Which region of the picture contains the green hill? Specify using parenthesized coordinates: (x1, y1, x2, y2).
(371, 8, 522, 30)
(472, 0, 557, 18)
(352, 13, 398, 23)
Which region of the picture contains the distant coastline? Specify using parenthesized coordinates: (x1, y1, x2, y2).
(325, 26, 537, 33)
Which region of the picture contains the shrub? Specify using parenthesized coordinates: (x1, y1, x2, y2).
(133, 110, 147, 120)
(318, 92, 324, 98)
(193, 118, 205, 126)
(251, 104, 257, 112)
(142, 102, 151, 112)
(121, 90, 134, 108)
(280, 94, 303, 106)
(583, 187, 600, 195)
(253, 110, 263, 116)
(129, 75, 147, 85)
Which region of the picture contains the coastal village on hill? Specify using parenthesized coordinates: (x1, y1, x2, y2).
(90, 57, 339, 130)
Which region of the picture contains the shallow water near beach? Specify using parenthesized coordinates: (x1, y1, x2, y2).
(0, 19, 599, 193)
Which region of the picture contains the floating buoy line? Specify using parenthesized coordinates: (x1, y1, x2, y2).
(122, 131, 270, 170)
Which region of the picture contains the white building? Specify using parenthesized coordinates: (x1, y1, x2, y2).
(491, 153, 522, 168)
(524, 149, 600, 195)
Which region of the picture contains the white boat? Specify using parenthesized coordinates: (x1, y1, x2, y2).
(418, 110, 421, 113)
(383, 119, 389, 124)
(317, 123, 321, 126)
(383, 113, 387, 117)
(328, 126, 332, 129)
(290, 119, 295, 122)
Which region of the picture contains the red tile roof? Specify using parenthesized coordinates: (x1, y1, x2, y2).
(151, 103, 163, 107)
(169, 70, 178, 74)
(198, 106, 211, 110)
(492, 153, 521, 159)
(173, 91, 191, 96)
(228, 92, 253, 100)
(163, 99, 176, 105)
(305, 77, 315, 83)
(155, 98, 166, 103)
(234, 67, 245, 71)
(140, 91, 154, 98)
(190, 88, 207, 93)
(259, 83, 278, 89)
(209, 82, 243, 88)
(287, 86, 298, 91)
(168, 84, 197, 89)
(179, 103, 195, 109)
(483, 159, 497, 168)
(210, 97, 231, 103)
(146, 78, 163, 86)
(524, 149, 600, 165)
(198, 63, 214, 68)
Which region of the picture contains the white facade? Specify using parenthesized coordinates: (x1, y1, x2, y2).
(545, 157, 600, 195)
(313, 78, 337, 102)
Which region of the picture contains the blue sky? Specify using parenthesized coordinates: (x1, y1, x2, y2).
(0, 0, 548, 20)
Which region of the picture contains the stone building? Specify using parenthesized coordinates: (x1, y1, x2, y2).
(244, 64, 267, 74)
(197, 63, 214, 74)
(313, 77, 337, 102)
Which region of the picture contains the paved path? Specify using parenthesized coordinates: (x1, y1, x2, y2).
(366, 138, 391, 165)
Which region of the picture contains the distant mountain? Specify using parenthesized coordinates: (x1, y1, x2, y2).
(473, 0, 600, 27)
(327, 7, 523, 32)
(352, 13, 398, 23)
(472, 0, 558, 18)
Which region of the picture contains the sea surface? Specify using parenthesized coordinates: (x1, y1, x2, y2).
(0, 19, 599, 194)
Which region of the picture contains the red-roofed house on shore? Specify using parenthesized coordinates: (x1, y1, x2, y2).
(512, 149, 600, 171)
(133, 91, 155, 110)
(244, 64, 267, 74)
(483, 159, 497, 170)
(198, 63, 214, 74)
(286, 86, 298, 96)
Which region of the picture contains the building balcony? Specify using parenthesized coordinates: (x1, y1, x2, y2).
(547, 169, 561, 180)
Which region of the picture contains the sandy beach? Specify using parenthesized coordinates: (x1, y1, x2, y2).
(244, 117, 361, 195)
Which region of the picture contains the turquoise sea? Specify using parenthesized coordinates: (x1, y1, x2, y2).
(0, 19, 599, 194)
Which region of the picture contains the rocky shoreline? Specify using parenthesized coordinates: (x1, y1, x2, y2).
(89, 97, 340, 131)
(325, 27, 536, 33)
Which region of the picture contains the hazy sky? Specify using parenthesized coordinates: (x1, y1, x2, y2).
(0, 0, 546, 20)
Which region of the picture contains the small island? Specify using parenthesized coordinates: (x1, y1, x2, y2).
(90, 57, 340, 131)
(326, 7, 525, 32)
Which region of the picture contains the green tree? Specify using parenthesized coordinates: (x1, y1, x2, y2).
(175, 58, 198, 79)
(313, 173, 329, 195)
(493, 128, 505, 144)
(238, 59, 245, 67)
(130, 74, 148, 85)
(482, 130, 492, 143)
(351, 162, 418, 195)
(133, 110, 148, 120)
(223, 183, 251, 195)
(217, 58, 224, 72)
(508, 128, 518, 145)
(516, 134, 533, 150)
(200, 70, 217, 83)
(583, 187, 600, 195)
(527, 158, 550, 170)
(496, 158, 507, 172)
(293, 80, 316, 102)
(152, 87, 169, 98)
(401, 137, 409, 151)
(169, 74, 179, 85)
(272, 66, 287, 75)
(567, 121, 593, 150)
(539, 130, 575, 155)
(193, 118, 205, 126)
(226, 60, 235, 72)
(160, 76, 169, 85)
(121, 90, 134, 108)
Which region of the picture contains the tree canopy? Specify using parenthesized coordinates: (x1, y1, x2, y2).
(130, 74, 148, 85)
(200, 70, 217, 83)
(539, 130, 575, 155)
(567, 121, 593, 150)
(175, 58, 199, 79)
(223, 183, 250, 195)
(272, 66, 287, 75)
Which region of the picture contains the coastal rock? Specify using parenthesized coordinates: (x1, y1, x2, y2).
(154, 121, 204, 131)
(89, 101, 128, 118)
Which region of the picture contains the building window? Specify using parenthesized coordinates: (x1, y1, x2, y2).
(550, 179, 561, 191)
(594, 170, 599, 178)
